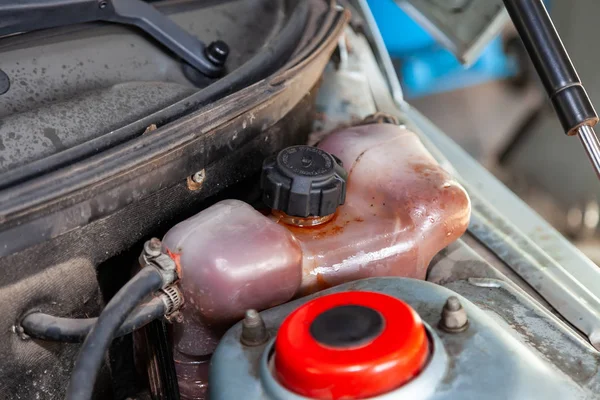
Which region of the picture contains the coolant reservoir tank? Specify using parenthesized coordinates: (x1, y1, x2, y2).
(164, 122, 471, 322)
(162, 123, 470, 399)
(266, 123, 471, 293)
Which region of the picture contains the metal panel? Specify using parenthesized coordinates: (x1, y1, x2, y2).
(395, 0, 508, 65)
(210, 278, 595, 399)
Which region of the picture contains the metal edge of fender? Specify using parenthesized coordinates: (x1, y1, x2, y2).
(466, 277, 599, 352)
(468, 193, 600, 349)
(350, 4, 600, 350)
(352, 0, 406, 108)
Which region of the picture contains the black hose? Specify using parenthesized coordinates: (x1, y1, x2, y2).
(21, 296, 166, 343)
(65, 266, 164, 400)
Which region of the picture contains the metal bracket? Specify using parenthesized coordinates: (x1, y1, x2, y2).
(0, 0, 226, 77)
(394, 0, 508, 65)
(139, 238, 178, 286)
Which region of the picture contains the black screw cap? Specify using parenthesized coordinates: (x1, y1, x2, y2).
(205, 40, 229, 66)
(261, 146, 347, 218)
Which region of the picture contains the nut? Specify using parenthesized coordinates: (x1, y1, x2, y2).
(140, 239, 178, 286)
(240, 309, 268, 346)
(144, 238, 162, 258)
(439, 296, 468, 333)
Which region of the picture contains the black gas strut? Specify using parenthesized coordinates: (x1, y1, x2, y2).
(503, 0, 600, 178)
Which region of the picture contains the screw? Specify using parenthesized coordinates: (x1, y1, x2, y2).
(240, 309, 268, 346)
(192, 170, 205, 184)
(187, 169, 206, 191)
(98, 1, 107, 9)
(205, 40, 230, 67)
(144, 238, 162, 258)
(439, 296, 469, 333)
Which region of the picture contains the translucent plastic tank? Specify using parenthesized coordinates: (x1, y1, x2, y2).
(162, 123, 471, 399)
(289, 123, 470, 293)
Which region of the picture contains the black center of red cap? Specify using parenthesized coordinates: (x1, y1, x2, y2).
(310, 305, 384, 348)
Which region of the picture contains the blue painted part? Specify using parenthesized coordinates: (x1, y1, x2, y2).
(369, 0, 435, 55)
(367, 0, 548, 98)
(400, 37, 518, 98)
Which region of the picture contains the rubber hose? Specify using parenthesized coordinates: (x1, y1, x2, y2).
(21, 296, 166, 343)
(65, 266, 164, 400)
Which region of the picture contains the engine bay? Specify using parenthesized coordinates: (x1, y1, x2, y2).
(1, 1, 599, 399)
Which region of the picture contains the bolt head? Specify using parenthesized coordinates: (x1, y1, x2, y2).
(144, 238, 162, 257)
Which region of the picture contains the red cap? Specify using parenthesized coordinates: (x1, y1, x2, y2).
(274, 291, 429, 399)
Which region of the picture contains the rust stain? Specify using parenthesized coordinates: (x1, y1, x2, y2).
(166, 248, 183, 280)
(286, 223, 344, 240)
(315, 273, 332, 291)
(410, 162, 437, 178)
(285, 212, 366, 240)
(296, 270, 332, 298)
(314, 224, 344, 239)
